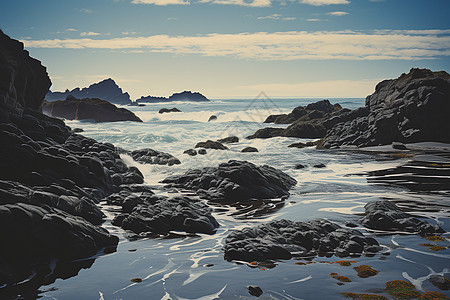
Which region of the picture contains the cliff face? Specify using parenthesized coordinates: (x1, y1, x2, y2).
(0, 29, 51, 121)
(46, 78, 132, 105)
(320, 68, 450, 148)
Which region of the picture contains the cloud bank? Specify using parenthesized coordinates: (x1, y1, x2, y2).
(23, 29, 450, 61)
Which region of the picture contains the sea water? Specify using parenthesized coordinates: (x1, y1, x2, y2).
(41, 98, 449, 299)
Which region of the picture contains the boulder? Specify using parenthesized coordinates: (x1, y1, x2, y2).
(320, 68, 450, 148)
(127, 148, 181, 166)
(359, 200, 444, 236)
(208, 115, 217, 122)
(195, 140, 228, 150)
(162, 160, 297, 203)
(42, 97, 142, 122)
(217, 136, 239, 143)
(184, 149, 197, 156)
(224, 219, 382, 261)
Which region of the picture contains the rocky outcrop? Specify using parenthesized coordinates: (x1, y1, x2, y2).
(195, 140, 228, 150)
(111, 195, 219, 235)
(45, 78, 132, 105)
(136, 91, 209, 103)
(320, 68, 450, 148)
(360, 200, 444, 236)
(162, 160, 297, 203)
(242, 147, 258, 152)
(125, 148, 181, 166)
(159, 107, 181, 114)
(218, 136, 239, 143)
(224, 219, 382, 261)
(0, 29, 51, 122)
(42, 97, 142, 122)
(248, 100, 345, 139)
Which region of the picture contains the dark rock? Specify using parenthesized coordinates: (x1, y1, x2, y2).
(195, 140, 228, 150)
(430, 275, 450, 290)
(288, 142, 307, 148)
(313, 164, 326, 168)
(247, 285, 263, 297)
(128, 148, 181, 166)
(242, 147, 258, 153)
(294, 164, 306, 169)
(320, 68, 450, 148)
(198, 149, 207, 155)
(249, 100, 344, 140)
(184, 149, 197, 156)
(136, 91, 209, 103)
(73, 128, 84, 133)
(111, 196, 219, 235)
(45, 78, 132, 105)
(162, 160, 297, 203)
(217, 136, 239, 143)
(359, 200, 444, 236)
(392, 142, 408, 150)
(224, 219, 382, 261)
(208, 115, 217, 122)
(159, 107, 181, 114)
(42, 98, 142, 122)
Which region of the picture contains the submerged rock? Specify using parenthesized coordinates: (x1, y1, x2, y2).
(128, 148, 181, 166)
(359, 200, 444, 236)
(184, 149, 197, 156)
(162, 160, 297, 203)
(242, 147, 258, 153)
(208, 115, 217, 122)
(159, 107, 181, 114)
(247, 285, 263, 297)
(42, 97, 142, 122)
(224, 219, 382, 261)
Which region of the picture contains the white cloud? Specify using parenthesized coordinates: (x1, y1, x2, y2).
(22, 29, 450, 61)
(198, 0, 271, 7)
(80, 32, 101, 36)
(327, 11, 348, 16)
(257, 14, 281, 19)
(66, 28, 78, 32)
(132, 0, 189, 4)
(300, 0, 349, 5)
(307, 18, 322, 21)
(80, 8, 94, 13)
(122, 31, 137, 35)
(283, 17, 296, 20)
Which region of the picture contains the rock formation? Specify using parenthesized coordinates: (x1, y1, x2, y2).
(162, 160, 297, 203)
(247, 100, 345, 139)
(224, 219, 382, 261)
(159, 107, 181, 114)
(320, 68, 450, 148)
(42, 96, 142, 122)
(125, 148, 181, 166)
(45, 78, 132, 105)
(136, 90, 209, 103)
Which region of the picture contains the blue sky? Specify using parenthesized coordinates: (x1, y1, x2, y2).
(1, 0, 450, 99)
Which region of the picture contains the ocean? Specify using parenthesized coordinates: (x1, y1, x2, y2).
(43, 98, 449, 299)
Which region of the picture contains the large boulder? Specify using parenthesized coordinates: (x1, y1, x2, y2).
(224, 219, 382, 261)
(195, 140, 228, 150)
(42, 97, 142, 122)
(127, 148, 181, 166)
(162, 160, 297, 203)
(248, 100, 345, 139)
(320, 68, 450, 148)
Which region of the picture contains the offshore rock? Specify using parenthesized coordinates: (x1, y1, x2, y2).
(159, 107, 181, 114)
(320, 68, 450, 148)
(195, 140, 229, 150)
(127, 148, 181, 166)
(162, 160, 297, 203)
(42, 97, 142, 122)
(224, 219, 382, 261)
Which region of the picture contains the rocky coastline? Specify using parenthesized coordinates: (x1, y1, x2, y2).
(1, 29, 448, 299)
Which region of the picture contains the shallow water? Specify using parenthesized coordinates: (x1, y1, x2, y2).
(41, 98, 450, 299)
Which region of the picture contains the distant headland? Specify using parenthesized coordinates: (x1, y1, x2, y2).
(45, 78, 209, 105)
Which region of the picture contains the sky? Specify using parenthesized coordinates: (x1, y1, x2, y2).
(1, 0, 450, 99)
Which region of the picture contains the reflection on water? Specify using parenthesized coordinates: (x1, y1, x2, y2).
(39, 99, 449, 299)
